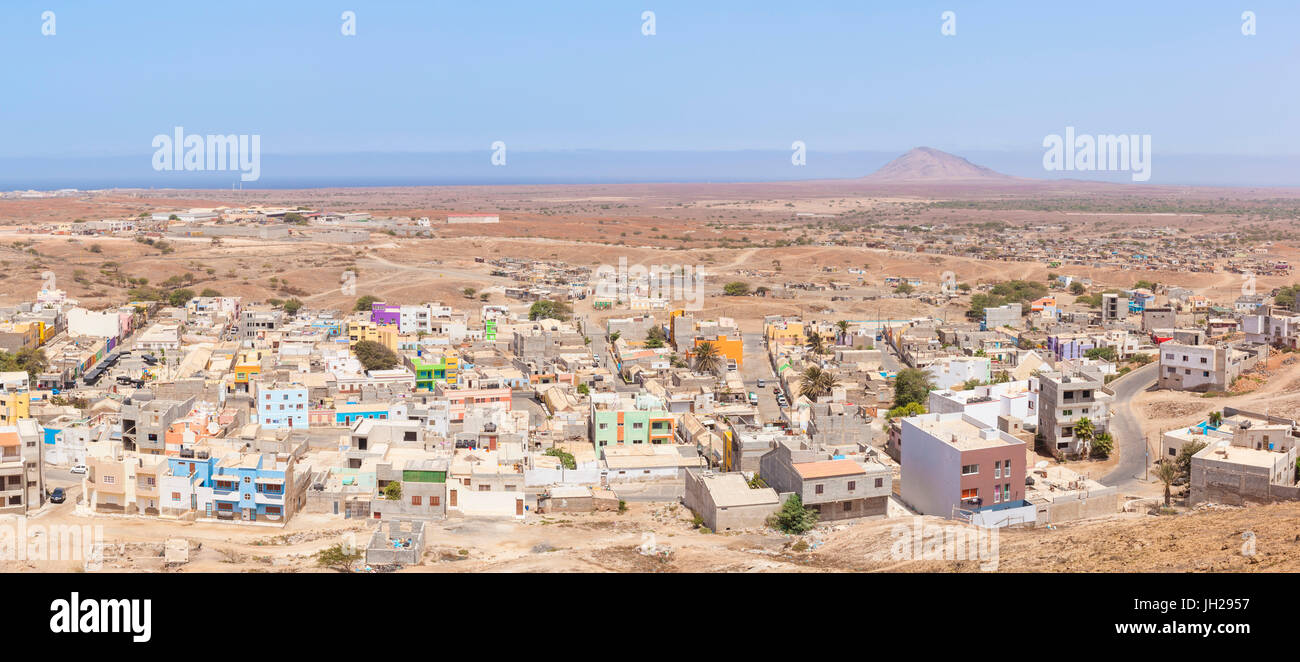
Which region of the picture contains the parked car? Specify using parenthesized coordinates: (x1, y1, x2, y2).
(756, 378, 766, 387)
(48, 488, 65, 504)
(70, 464, 88, 475)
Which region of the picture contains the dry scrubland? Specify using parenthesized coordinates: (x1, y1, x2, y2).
(3, 175, 1300, 572)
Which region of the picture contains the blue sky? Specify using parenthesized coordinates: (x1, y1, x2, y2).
(0, 1, 1296, 167)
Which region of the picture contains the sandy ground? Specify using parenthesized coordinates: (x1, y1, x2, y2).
(12, 494, 1297, 573)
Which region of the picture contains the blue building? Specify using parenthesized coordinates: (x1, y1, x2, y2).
(207, 453, 294, 522)
(256, 381, 308, 429)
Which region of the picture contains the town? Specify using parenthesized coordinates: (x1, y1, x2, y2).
(2, 190, 1299, 574)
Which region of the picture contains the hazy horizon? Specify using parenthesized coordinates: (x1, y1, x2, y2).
(2, 0, 1297, 189)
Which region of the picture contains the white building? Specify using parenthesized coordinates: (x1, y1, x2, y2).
(925, 356, 992, 390)
(928, 380, 1038, 430)
(446, 213, 499, 224)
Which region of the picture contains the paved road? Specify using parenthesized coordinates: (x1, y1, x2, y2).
(740, 333, 781, 422)
(1101, 362, 1159, 488)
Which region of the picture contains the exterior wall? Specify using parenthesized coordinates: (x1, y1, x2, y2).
(958, 445, 1025, 509)
(1157, 344, 1224, 391)
(1190, 448, 1300, 505)
(591, 409, 676, 448)
(899, 419, 960, 515)
(1038, 376, 1109, 454)
(256, 385, 308, 429)
(925, 357, 991, 389)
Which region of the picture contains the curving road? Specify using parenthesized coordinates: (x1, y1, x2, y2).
(1100, 362, 1159, 488)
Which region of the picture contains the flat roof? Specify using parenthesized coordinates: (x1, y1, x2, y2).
(794, 459, 866, 479)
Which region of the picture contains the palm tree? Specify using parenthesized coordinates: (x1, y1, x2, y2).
(805, 331, 826, 355)
(1074, 417, 1095, 457)
(835, 320, 849, 345)
(798, 366, 826, 401)
(1157, 459, 1178, 508)
(815, 369, 840, 398)
(692, 341, 723, 374)
(798, 366, 841, 401)
(1208, 410, 1224, 427)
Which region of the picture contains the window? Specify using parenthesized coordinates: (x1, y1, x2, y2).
(1004, 483, 1011, 500)
(265, 506, 281, 515)
(993, 485, 1001, 503)
(847, 481, 856, 491)
(994, 461, 1002, 479)
(1168, 447, 1177, 456)
(430, 496, 440, 506)
(171, 492, 181, 501)
(842, 502, 852, 512)
(1062, 410, 1073, 416)
(875, 478, 884, 488)
(815, 484, 824, 495)
(961, 464, 979, 475)
(411, 496, 421, 506)
(961, 488, 978, 501)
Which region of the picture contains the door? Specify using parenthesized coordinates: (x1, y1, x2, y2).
(449, 488, 457, 507)
(515, 499, 524, 516)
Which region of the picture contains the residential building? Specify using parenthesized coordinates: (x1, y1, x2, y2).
(1034, 369, 1111, 455)
(899, 412, 1030, 526)
(758, 439, 890, 521)
(683, 469, 781, 532)
(1157, 342, 1267, 392)
(0, 419, 44, 514)
(255, 381, 308, 429)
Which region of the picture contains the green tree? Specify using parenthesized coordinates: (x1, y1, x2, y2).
(1084, 346, 1117, 362)
(1068, 281, 1086, 295)
(282, 298, 303, 316)
(353, 340, 398, 371)
(316, 544, 362, 572)
(692, 341, 723, 374)
(723, 281, 751, 296)
(894, 282, 914, 295)
(893, 368, 934, 408)
(797, 365, 840, 401)
(544, 447, 577, 470)
(167, 288, 194, 307)
(835, 320, 850, 345)
(576, 383, 590, 395)
(528, 299, 572, 321)
(769, 494, 818, 534)
(353, 295, 380, 312)
(886, 401, 926, 419)
(1090, 432, 1114, 458)
(383, 481, 402, 500)
(0, 348, 48, 380)
(1175, 440, 1208, 483)
(200, 288, 222, 298)
(805, 331, 827, 355)
(1208, 410, 1224, 427)
(1074, 417, 1095, 456)
(1157, 460, 1178, 508)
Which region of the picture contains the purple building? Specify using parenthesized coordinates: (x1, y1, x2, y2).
(371, 302, 400, 326)
(1046, 334, 1096, 361)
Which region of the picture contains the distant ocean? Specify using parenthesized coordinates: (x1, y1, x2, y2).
(0, 150, 1297, 190)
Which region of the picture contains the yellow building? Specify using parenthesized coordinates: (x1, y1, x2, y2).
(231, 349, 265, 394)
(0, 322, 41, 352)
(0, 390, 31, 424)
(689, 334, 744, 368)
(346, 321, 400, 351)
(764, 320, 806, 346)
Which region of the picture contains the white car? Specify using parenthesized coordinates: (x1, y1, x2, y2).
(70, 464, 88, 475)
